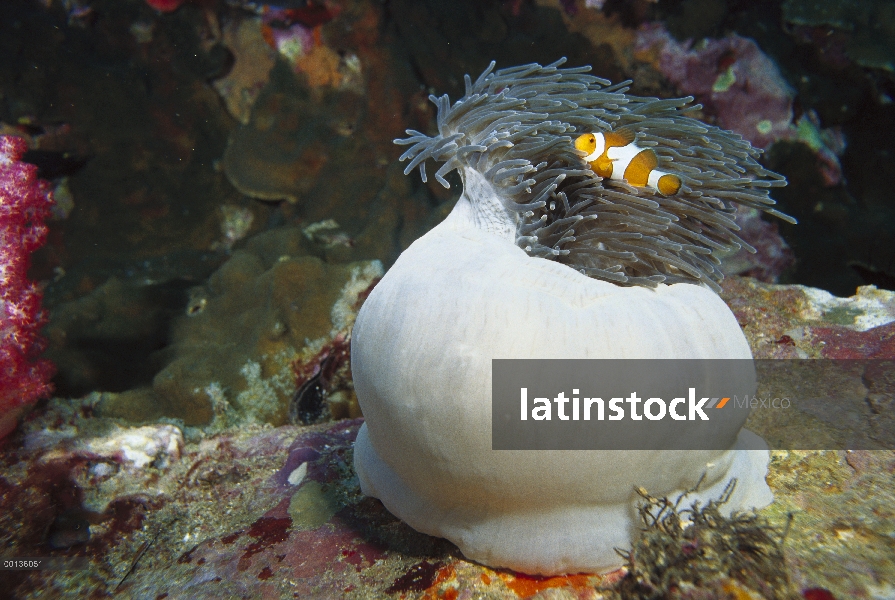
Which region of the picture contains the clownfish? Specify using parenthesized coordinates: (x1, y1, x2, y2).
(574, 129, 682, 196)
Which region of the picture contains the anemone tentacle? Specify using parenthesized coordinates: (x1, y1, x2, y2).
(394, 58, 794, 291)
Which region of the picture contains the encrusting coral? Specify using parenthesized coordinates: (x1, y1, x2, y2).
(396, 58, 793, 291)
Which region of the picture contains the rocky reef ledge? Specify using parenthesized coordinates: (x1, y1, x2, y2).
(1, 278, 893, 599)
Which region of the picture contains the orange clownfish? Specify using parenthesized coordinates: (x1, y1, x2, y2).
(574, 129, 682, 196)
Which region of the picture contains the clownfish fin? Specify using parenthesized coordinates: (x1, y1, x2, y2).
(593, 155, 614, 178)
(612, 126, 636, 146)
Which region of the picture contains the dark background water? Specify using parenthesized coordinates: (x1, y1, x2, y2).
(1, 0, 894, 398)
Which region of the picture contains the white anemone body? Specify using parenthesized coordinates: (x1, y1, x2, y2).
(351, 166, 773, 575)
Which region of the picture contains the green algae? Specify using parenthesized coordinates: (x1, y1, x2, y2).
(821, 304, 864, 326)
(288, 481, 343, 530)
(756, 119, 774, 135)
(711, 65, 737, 92)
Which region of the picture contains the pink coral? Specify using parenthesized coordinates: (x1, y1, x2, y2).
(636, 23, 795, 149)
(0, 135, 55, 439)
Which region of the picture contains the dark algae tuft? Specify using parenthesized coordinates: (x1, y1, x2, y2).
(612, 477, 798, 600)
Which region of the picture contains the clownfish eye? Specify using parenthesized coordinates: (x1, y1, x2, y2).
(574, 133, 598, 153)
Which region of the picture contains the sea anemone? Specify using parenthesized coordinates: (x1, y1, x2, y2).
(396, 58, 793, 291)
(351, 59, 780, 575)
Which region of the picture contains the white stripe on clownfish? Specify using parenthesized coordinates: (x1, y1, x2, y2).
(574, 129, 682, 196)
(582, 135, 606, 163)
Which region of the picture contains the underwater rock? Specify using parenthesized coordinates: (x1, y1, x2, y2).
(659, 0, 730, 40)
(782, 0, 895, 72)
(217, 23, 433, 262)
(97, 226, 381, 428)
(212, 204, 255, 251)
(209, 0, 438, 273)
(258, 3, 360, 95)
(720, 207, 795, 283)
(44, 276, 195, 398)
(390, 0, 624, 98)
(791, 110, 846, 187)
(220, 60, 365, 204)
(635, 23, 795, 149)
(720, 278, 895, 362)
(220, 0, 417, 209)
(24, 422, 183, 471)
(2, 278, 894, 598)
(211, 17, 277, 125)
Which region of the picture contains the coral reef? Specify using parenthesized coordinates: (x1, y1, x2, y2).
(0, 135, 55, 439)
(792, 110, 846, 187)
(145, 0, 187, 12)
(782, 0, 895, 72)
(96, 226, 380, 428)
(24, 422, 183, 471)
(211, 17, 277, 124)
(43, 276, 193, 398)
(217, 0, 433, 261)
(635, 23, 795, 149)
(389, 0, 623, 98)
(220, 61, 365, 204)
(1, 0, 893, 595)
(719, 207, 795, 283)
(633, 22, 848, 190)
(1, 277, 894, 597)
